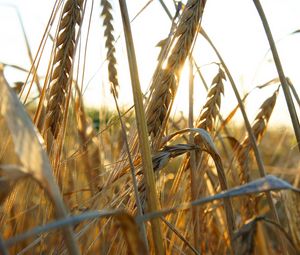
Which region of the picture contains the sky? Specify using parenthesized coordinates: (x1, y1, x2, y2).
(0, 0, 300, 129)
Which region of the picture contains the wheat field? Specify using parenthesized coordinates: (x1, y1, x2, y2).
(0, 0, 300, 254)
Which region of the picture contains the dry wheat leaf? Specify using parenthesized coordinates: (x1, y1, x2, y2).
(0, 68, 78, 253)
(0, 68, 56, 189)
(5, 209, 123, 247)
(139, 175, 299, 222)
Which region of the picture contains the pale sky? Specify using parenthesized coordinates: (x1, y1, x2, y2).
(0, 0, 300, 128)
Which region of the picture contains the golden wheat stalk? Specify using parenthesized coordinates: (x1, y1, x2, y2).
(253, 0, 300, 152)
(118, 1, 164, 253)
(236, 90, 278, 221)
(101, 0, 119, 97)
(44, 0, 83, 143)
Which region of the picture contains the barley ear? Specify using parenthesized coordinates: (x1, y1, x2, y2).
(44, 0, 83, 146)
(101, 0, 119, 97)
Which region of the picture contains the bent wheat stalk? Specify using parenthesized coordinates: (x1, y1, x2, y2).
(236, 89, 278, 220)
(199, 28, 282, 238)
(253, 0, 300, 152)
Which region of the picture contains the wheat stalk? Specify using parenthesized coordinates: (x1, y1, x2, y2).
(236, 89, 278, 221)
(200, 30, 283, 246)
(253, 0, 300, 152)
(191, 67, 226, 250)
(118, 1, 164, 253)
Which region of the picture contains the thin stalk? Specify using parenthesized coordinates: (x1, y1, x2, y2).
(200, 28, 284, 252)
(33, 0, 64, 127)
(49, 190, 80, 255)
(160, 217, 200, 255)
(111, 86, 149, 253)
(188, 56, 200, 251)
(158, 0, 172, 20)
(118, 1, 165, 254)
(253, 0, 300, 152)
(14, 6, 42, 94)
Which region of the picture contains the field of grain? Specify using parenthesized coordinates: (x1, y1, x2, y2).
(0, 0, 300, 254)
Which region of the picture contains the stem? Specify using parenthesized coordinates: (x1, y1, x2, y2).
(111, 87, 149, 253)
(188, 56, 200, 251)
(118, 1, 165, 254)
(253, 0, 300, 152)
(15, 7, 42, 95)
(287, 78, 300, 108)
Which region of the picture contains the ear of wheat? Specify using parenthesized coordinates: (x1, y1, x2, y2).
(196, 67, 225, 136)
(236, 90, 278, 220)
(101, 0, 119, 98)
(146, 0, 207, 139)
(238, 89, 279, 185)
(44, 0, 83, 144)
